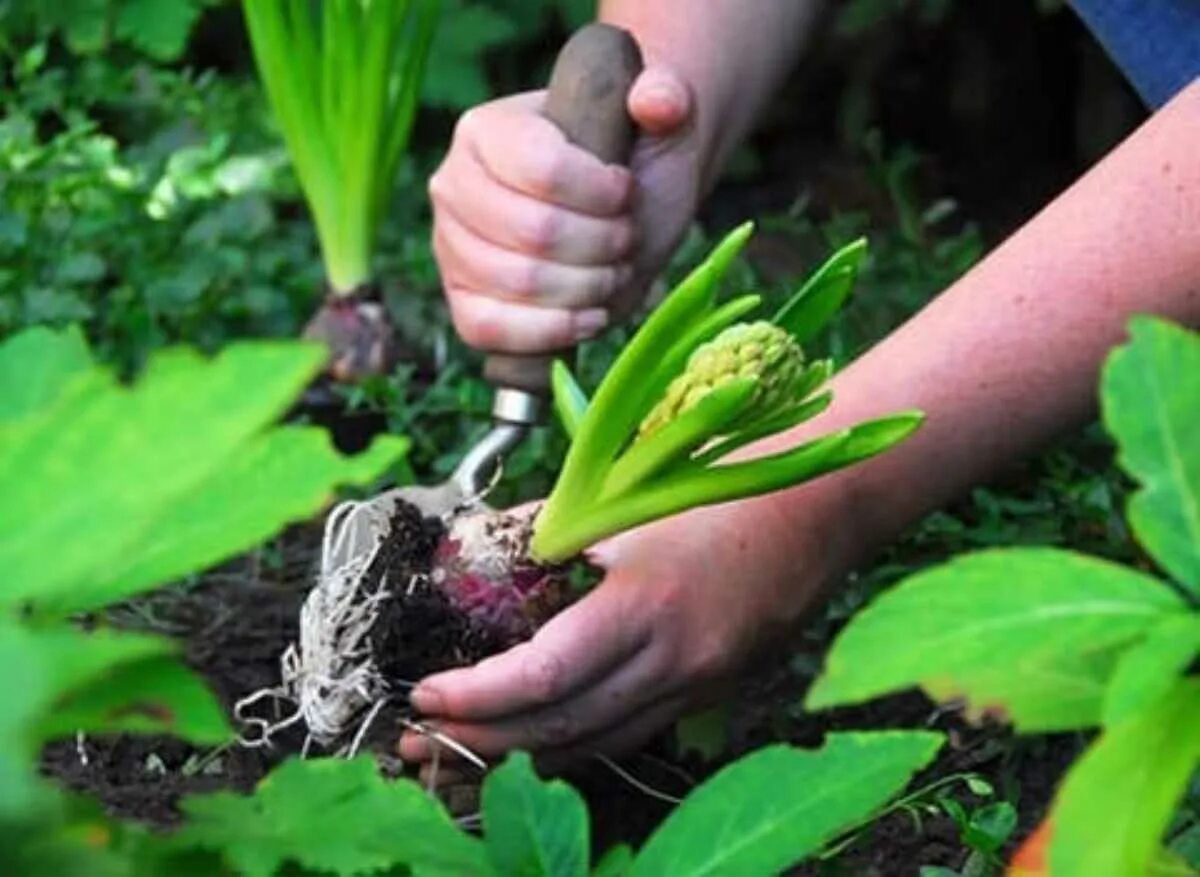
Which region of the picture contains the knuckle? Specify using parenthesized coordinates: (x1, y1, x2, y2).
(527, 706, 575, 747)
(524, 149, 566, 199)
(427, 168, 449, 202)
(517, 209, 560, 256)
(448, 295, 500, 349)
(504, 258, 542, 299)
(521, 649, 566, 704)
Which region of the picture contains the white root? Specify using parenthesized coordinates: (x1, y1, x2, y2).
(235, 496, 402, 753)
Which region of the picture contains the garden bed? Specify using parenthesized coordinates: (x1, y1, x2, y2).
(42, 505, 1082, 873)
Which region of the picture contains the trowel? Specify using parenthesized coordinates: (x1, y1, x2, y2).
(394, 22, 644, 518)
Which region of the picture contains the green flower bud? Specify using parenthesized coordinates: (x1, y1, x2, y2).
(638, 321, 805, 439)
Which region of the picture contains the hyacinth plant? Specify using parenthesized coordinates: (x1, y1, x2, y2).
(242, 0, 439, 379)
(245, 223, 924, 753)
(432, 222, 923, 638)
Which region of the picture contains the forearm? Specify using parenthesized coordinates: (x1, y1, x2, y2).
(599, 0, 821, 190)
(761, 79, 1200, 582)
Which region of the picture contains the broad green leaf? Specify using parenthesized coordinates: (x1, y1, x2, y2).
(115, 0, 203, 61)
(772, 238, 867, 344)
(631, 732, 943, 877)
(482, 752, 589, 877)
(176, 757, 486, 877)
(39, 655, 229, 745)
(1050, 679, 1200, 876)
(551, 360, 588, 440)
(1102, 317, 1200, 594)
(0, 342, 325, 612)
(1103, 614, 1200, 726)
(807, 549, 1185, 731)
(0, 324, 92, 423)
(58, 428, 407, 615)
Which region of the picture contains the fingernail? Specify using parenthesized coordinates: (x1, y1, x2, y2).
(397, 732, 430, 762)
(573, 308, 609, 341)
(410, 685, 444, 715)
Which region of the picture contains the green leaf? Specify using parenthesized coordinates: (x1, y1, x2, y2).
(483, 752, 589, 877)
(59, 429, 407, 615)
(0, 324, 92, 423)
(421, 1, 518, 109)
(631, 732, 943, 877)
(1102, 317, 1200, 594)
(115, 0, 203, 61)
(551, 360, 588, 440)
(176, 757, 486, 877)
(39, 654, 229, 745)
(1103, 614, 1200, 726)
(807, 549, 1186, 731)
(773, 238, 867, 344)
(594, 845, 634, 877)
(1050, 679, 1200, 876)
(0, 341, 325, 613)
(675, 704, 730, 762)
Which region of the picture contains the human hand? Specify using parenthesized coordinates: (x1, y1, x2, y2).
(399, 496, 836, 772)
(429, 64, 703, 354)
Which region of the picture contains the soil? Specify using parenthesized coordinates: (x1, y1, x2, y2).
(41, 503, 1080, 872)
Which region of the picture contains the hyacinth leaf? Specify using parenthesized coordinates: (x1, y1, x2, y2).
(551, 359, 588, 440)
(1101, 316, 1200, 596)
(1048, 680, 1200, 876)
(483, 753, 589, 877)
(551, 222, 754, 508)
(806, 549, 1186, 731)
(601, 379, 756, 500)
(773, 237, 867, 344)
(630, 732, 943, 877)
(243, 0, 439, 292)
(693, 390, 833, 467)
(643, 293, 764, 408)
(536, 413, 921, 561)
(0, 324, 92, 424)
(1102, 614, 1200, 727)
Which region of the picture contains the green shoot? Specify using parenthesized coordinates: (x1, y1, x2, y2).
(531, 227, 921, 561)
(241, 0, 439, 293)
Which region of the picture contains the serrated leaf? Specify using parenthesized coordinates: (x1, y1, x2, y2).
(176, 757, 486, 877)
(631, 732, 943, 877)
(772, 238, 867, 344)
(1049, 680, 1200, 876)
(0, 341, 325, 613)
(59, 429, 408, 615)
(0, 325, 92, 423)
(1103, 614, 1200, 726)
(807, 549, 1185, 731)
(1102, 317, 1200, 595)
(483, 752, 589, 877)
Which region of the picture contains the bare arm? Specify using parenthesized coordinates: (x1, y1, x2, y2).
(759, 78, 1200, 586)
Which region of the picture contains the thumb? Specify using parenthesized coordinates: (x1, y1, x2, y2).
(628, 65, 693, 138)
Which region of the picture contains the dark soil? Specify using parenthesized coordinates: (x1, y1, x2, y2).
(41, 503, 1079, 872)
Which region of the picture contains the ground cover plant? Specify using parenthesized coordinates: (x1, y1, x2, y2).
(807, 317, 1200, 875)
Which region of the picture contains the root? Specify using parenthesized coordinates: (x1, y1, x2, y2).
(235, 498, 402, 752)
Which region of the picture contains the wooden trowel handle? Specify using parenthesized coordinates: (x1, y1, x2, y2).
(482, 23, 643, 396)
